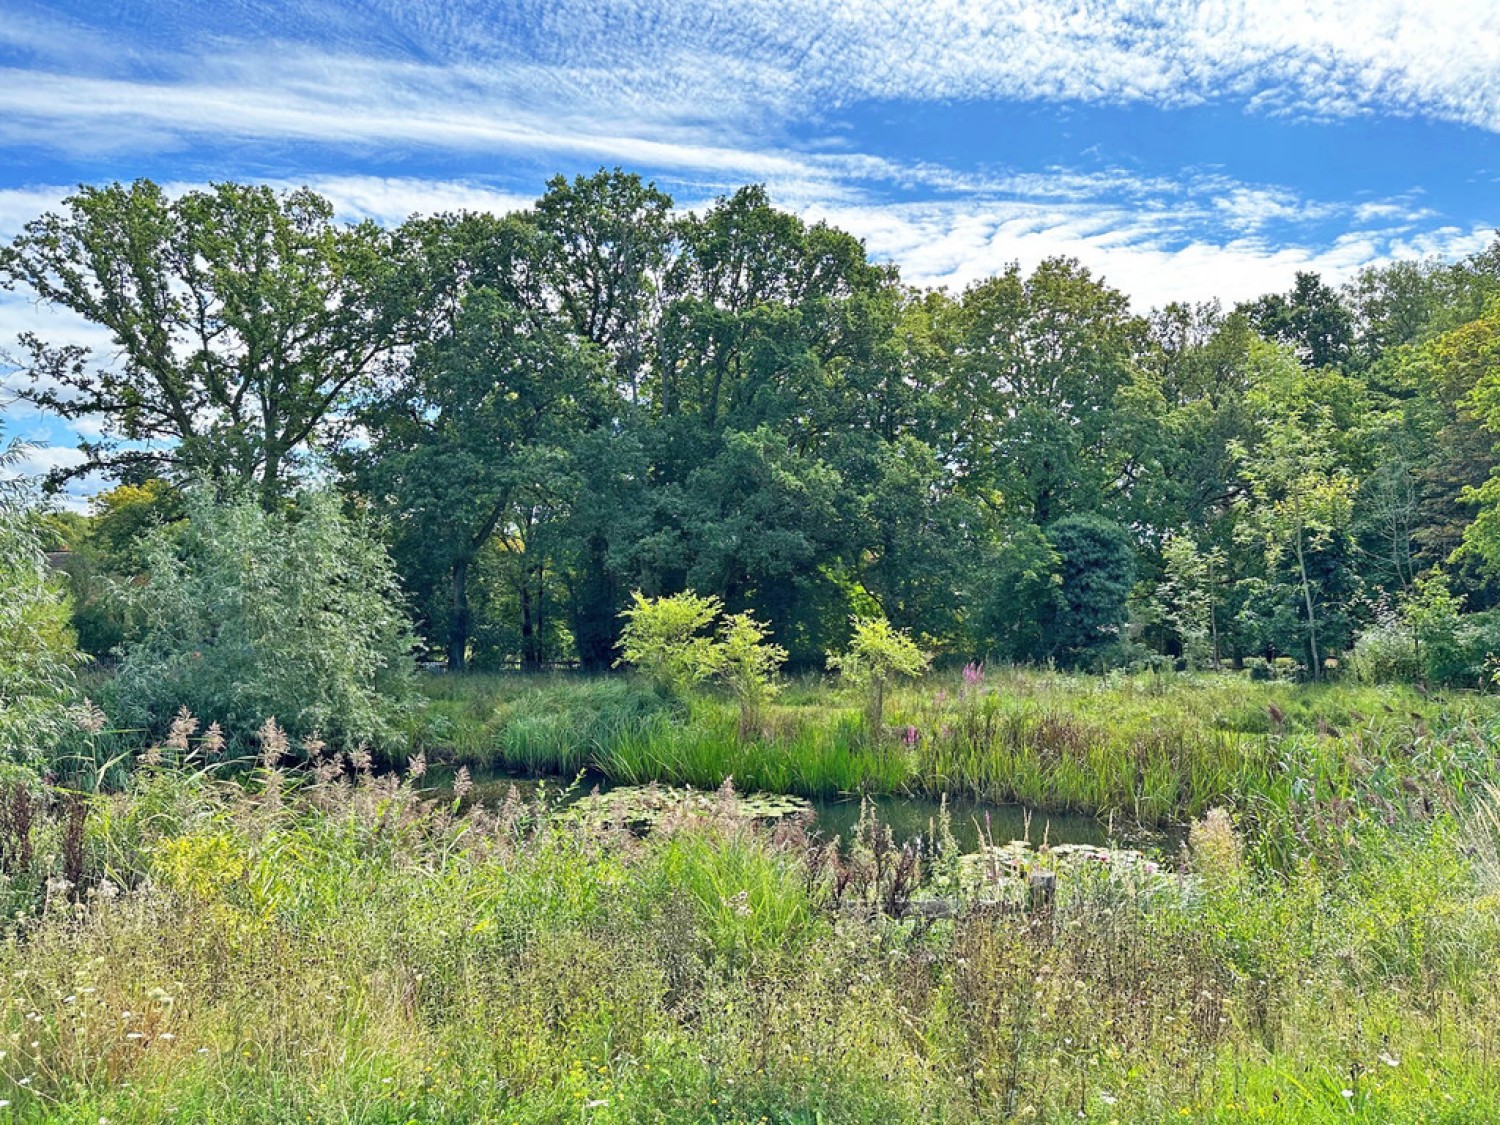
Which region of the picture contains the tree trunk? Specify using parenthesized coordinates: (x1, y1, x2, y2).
(260, 444, 283, 513)
(519, 570, 543, 672)
(1208, 556, 1221, 671)
(448, 556, 471, 671)
(1294, 534, 1320, 678)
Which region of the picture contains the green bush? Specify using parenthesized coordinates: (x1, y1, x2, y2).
(108, 487, 415, 754)
(0, 455, 77, 762)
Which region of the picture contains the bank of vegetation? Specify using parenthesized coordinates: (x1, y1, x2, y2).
(4, 171, 1500, 1121)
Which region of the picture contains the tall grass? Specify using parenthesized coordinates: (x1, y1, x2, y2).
(0, 756, 1496, 1122)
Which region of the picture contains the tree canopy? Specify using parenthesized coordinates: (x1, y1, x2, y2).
(10, 171, 1500, 682)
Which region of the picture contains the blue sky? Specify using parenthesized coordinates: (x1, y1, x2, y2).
(2, 0, 1499, 504)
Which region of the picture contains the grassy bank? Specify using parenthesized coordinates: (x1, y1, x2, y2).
(0, 758, 1497, 1122)
(410, 669, 1499, 841)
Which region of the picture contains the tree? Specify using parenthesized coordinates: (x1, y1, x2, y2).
(827, 616, 930, 735)
(1401, 570, 1465, 684)
(1232, 345, 1359, 675)
(1444, 299, 1500, 575)
(1243, 271, 1355, 372)
(972, 521, 1063, 662)
(530, 169, 675, 402)
(1, 181, 415, 509)
(110, 487, 415, 752)
(1045, 514, 1137, 666)
(353, 214, 606, 670)
(857, 436, 982, 646)
(1155, 531, 1227, 669)
(953, 258, 1145, 525)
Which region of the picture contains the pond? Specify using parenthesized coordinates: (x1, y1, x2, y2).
(425, 766, 1162, 853)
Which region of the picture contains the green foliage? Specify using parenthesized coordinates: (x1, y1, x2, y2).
(1045, 513, 1137, 666)
(109, 487, 415, 753)
(827, 615, 930, 732)
(0, 446, 77, 761)
(1232, 342, 1360, 675)
(0, 752, 1496, 1123)
(713, 610, 788, 733)
(1, 181, 412, 506)
(16, 177, 1500, 714)
(54, 479, 187, 659)
(616, 590, 724, 697)
(972, 521, 1062, 661)
(615, 593, 788, 733)
(1155, 531, 1226, 668)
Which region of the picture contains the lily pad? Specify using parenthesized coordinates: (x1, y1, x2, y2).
(565, 782, 812, 833)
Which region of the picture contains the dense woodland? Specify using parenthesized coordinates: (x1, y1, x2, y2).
(7, 172, 1500, 683)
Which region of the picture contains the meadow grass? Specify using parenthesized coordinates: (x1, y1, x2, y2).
(0, 755, 1496, 1122)
(410, 668, 1500, 847)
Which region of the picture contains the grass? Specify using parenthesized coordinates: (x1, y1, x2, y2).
(0, 753, 1497, 1122)
(408, 667, 1500, 847)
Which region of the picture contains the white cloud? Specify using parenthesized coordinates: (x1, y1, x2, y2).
(801, 197, 1495, 309)
(2, 2, 1498, 180)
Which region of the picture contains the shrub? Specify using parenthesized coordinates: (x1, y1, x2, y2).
(828, 615, 930, 734)
(109, 487, 415, 754)
(616, 590, 723, 697)
(714, 610, 788, 735)
(0, 446, 77, 761)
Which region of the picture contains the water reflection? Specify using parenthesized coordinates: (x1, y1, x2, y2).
(426, 766, 1166, 853)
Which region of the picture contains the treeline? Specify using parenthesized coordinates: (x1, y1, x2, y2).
(7, 172, 1500, 681)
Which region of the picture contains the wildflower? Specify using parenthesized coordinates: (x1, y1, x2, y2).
(1341, 1089, 1354, 1099)
(903, 725, 920, 746)
(1379, 1052, 1400, 1068)
(962, 660, 984, 688)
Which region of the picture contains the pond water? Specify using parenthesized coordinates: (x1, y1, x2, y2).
(426, 766, 1158, 853)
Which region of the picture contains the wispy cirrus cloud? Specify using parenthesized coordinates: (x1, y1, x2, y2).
(9, 1, 1500, 134)
(0, 3, 1494, 328)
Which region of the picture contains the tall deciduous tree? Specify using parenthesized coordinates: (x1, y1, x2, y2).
(953, 258, 1145, 525)
(1, 181, 414, 508)
(1232, 344, 1359, 675)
